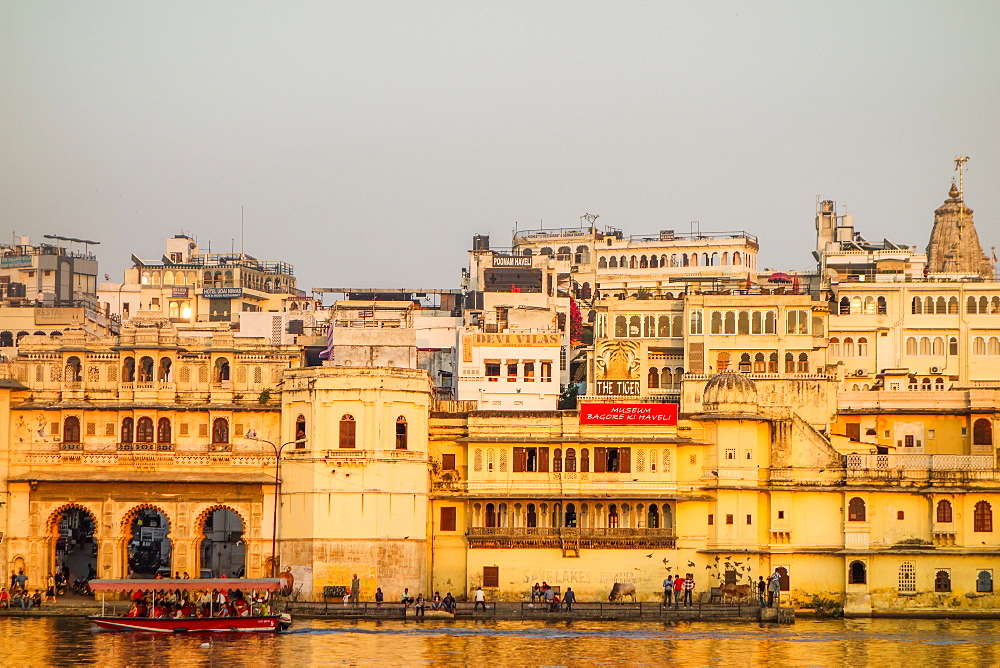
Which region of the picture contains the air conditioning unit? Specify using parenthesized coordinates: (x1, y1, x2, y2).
(930, 366, 942, 374)
(855, 370, 868, 377)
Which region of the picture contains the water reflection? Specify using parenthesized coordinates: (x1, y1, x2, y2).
(1, 617, 998, 666)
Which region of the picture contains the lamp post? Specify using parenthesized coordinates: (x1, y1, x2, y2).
(249, 437, 304, 577)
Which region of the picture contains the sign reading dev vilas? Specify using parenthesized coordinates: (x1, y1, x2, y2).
(471, 332, 560, 347)
(579, 403, 678, 425)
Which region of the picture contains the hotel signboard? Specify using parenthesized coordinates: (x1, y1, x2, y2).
(492, 255, 532, 267)
(579, 403, 679, 425)
(471, 332, 561, 347)
(202, 288, 243, 299)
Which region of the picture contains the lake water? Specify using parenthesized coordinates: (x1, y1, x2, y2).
(1, 616, 998, 666)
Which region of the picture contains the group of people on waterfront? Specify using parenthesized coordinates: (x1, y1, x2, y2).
(662, 574, 697, 607)
(123, 588, 274, 619)
(530, 582, 577, 612)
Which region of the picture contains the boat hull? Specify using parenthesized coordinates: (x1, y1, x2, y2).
(90, 615, 281, 633)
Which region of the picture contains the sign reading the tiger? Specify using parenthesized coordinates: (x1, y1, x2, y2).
(595, 380, 640, 396)
(579, 403, 678, 425)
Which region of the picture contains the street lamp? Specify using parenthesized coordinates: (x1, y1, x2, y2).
(248, 436, 305, 577)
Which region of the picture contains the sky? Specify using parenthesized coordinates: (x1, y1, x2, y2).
(1, 1, 998, 293)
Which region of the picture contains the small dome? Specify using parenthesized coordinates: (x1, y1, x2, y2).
(948, 181, 960, 200)
(703, 371, 758, 413)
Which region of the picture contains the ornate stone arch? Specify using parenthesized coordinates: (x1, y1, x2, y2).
(193, 503, 248, 538)
(120, 503, 173, 532)
(46, 502, 101, 539)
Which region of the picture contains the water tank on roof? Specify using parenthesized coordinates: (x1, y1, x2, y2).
(472, 235, 490, 251)
(7, 282, 25, 298)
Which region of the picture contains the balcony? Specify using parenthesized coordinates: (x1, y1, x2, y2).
(466, 526, 676, 549)
(845, 454, 997, 484)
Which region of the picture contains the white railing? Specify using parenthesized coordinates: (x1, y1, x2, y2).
(845, 454, 993, 471)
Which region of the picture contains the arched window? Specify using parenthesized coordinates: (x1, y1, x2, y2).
(339, 414, 356, 449)
(608, 256, 617, 268)
(978, 570, 994, 593)
(857, 337, 869, 357)
(919, 337, 931, 356)
(598, 257, 608, 269)
(724, 311, 735, 334)
(553, 448, 562, 473)
(608, 504, 619, 528)
(739, 352, 751, 372)
(615, 316, 627, 337)
(738, 311, 750, 335)
(968, 296, 978, 314)
(639, 255, 648, 268)
(912, 296, 922, 314)
(63, 416, 81, 443)
(768, 352, 778, 373)
(797, 352, 809, 373)
(66, 356, 82, 382)
(580, 448, 590, 473)
(848, 561, 866, 584)
(840, 297, 850, 315)
(215, 358, 230, 382)
(934, 570, 951, 592)
(935, 297, 946, 314)
(485, 503, 497, 528)
(690, 311, 702, 334)
(122, 357, 135, 382)
(733, 252, 742, 265)
(716, 352, 730, 372)
(526, 503, 537, 528)
(711, 311, 723, 334)
(630, 255, 637, 269)
(974, 501, 992, 532)
(648, 367, 659, 389)
(158, 358, 172, 382)
(936, 499, 953, 523)
(948, 297, 959, 314)
(949, 337, 958, 355)
(395, 416, 408, 450)
(932, 337, 944, 356)
(973, 419, 993, 446)
(156, 417, 171, 443)
(295, 414, 307, 448)
(690, 253, 698, 267)
(0, 331, 11, 347)
(848, 497, 866, 521)
(973, 337, 986, 355)
(829, 337, 841, 356)
(136, 356, 153, 382)
(877, 296, 887, 315)
(137, 417, 154, 443)
(843, 337, 855, 357)
(121, 417, 134, 444)
(211, 418, 229, 444)
(784, 352, 795, 373)
(564, 447, 577, 472)
(647, 505, 660, 529)
(650, 255, 658, 268)
(990, 338, 1000, 356)
(753, 352, 766, 373)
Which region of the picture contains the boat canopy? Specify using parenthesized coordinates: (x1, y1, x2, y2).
(89, 578, 284, 592)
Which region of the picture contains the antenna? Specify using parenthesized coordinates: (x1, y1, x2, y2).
(954, 155, 970, 234)
(241, 205, 245, 258)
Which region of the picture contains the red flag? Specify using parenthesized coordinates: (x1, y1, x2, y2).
(792, 276, 800, 293)
(745, 275, 751, 292)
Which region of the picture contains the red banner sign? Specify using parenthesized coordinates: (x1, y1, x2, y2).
(579, 403, 678, 425)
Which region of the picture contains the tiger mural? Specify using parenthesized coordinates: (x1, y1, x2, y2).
(595, 340, 641, 381)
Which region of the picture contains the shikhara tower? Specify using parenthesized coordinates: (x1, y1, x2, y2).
(926, 159, 993, 278)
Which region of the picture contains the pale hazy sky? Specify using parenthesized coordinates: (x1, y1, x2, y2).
(2, 2, 998, 292)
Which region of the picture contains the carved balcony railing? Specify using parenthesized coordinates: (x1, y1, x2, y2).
(466, 526, 676, 549)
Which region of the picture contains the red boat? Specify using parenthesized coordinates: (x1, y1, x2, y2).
(88, 578, 291, 633)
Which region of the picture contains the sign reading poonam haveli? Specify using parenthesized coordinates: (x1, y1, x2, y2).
(491, 255, 532, 267)
(579, 403, 678, 425)
(471, 332, 561, 346)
